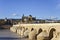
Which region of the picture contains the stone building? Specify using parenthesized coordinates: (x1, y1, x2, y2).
(21, 14, 36, 23)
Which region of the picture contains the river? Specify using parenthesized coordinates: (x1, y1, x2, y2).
(0, 29, 28, 40)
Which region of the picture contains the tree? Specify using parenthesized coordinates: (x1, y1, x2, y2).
(28, 15, 32, 23)
(22, 14, 25, 23)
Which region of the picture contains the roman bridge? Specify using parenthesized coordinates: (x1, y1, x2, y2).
(10, 23, 60, 40)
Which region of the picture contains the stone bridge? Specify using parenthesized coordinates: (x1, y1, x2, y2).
(10, 23, 60, 40)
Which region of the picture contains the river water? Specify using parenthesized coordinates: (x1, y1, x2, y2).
(0, 29, 28, 40)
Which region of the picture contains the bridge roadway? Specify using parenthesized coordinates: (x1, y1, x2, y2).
(0, 29, 28, 40)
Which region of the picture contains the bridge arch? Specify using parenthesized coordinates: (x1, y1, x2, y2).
(37, 28, 43, 35)
(49, 28, 56, 40)
(35, 28, 43, 39)
(25, 28, 28, 30)
(31, 28, 34, 31)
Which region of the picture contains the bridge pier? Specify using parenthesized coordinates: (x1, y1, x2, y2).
(37, 30, 48, 40)
(29, 29, 37, 40)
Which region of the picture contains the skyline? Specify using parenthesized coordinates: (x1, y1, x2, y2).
(0, 0, 60, 19)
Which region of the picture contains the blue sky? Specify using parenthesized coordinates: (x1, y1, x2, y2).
(0, 0, 60, 19)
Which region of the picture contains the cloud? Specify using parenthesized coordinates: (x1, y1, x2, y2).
(12, 13, 17, 16)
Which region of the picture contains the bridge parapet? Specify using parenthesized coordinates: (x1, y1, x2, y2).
(19, 23, 60, 33)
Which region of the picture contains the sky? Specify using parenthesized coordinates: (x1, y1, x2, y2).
(0, 0, 60, 19)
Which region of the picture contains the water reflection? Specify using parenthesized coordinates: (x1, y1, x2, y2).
(0, 37, 20, 39)
(0, 37, 28, 40)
